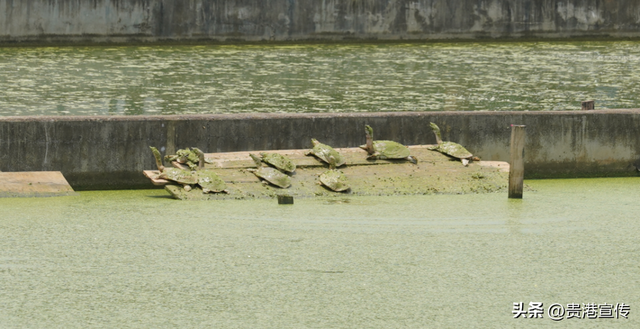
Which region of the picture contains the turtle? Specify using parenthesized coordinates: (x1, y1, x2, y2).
(191, 148, 228, 193)
(197, 170, 228, 193)
(248, 154, 291, 188)
(428, 122, 479, 166)
(360, 125, 417, 164)
(158, 168, 199, 192)
(150, 146, 199, 191)
(258, 152, 296, 174)
(318, 156, 350, 192)
(165, 147, 201, 170)
(305, 138, 346, 167)
(150, 146, 227, 193)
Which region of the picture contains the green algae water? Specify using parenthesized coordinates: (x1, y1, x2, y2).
(1, 41, 640, 116)
(1, 178, 639, 328)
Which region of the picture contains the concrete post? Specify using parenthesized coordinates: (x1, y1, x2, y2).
(581, 100, 595, 110)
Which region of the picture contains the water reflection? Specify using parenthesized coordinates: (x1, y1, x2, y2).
(0, 41, 639, 116)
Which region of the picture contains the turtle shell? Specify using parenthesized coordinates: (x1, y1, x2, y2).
(260, 153, 296, 173)
(433, 141, 473, 159)
(251, 167, 291, 188)
(158, 168, 198, 185)
(177, 148, 200, 164)
(307, 139, 346, 167)
(164, 148, 201, 170)
(197, 171, 228, 193)
(319, 169, 350, 192)
(373, 140, 411, 159)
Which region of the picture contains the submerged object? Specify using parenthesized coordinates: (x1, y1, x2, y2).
(428, 123, 479, 166)
(248, 154, 291, 188)
(277, 194, 294, 204)
(305, 138, 346, 167)
(360, 125, 417, 164)
(318, 156, 350, 192)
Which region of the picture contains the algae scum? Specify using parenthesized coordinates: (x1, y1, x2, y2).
(2, 41, 640, 116)
(1, 178, 639, 327)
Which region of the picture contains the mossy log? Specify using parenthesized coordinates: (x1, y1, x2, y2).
(144, 145, 510, 200)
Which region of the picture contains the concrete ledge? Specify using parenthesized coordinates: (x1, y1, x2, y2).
(1, 110, 640, 190)
(0, 171, 76, 198)
(2, 0, 640, 45)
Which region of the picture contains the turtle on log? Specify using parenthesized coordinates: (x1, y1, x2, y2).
(318, 156, 350, 192)
(428, 122, 479, 166)
(192, 148, 228, 193)
(305, 138, 346, 167)
(164, 147, 201, 170)
(258, 152, 296, 174)
(150, 146, 198, 191)
(248, 154, 292, 188)
(360, 125, 417, 164)
(150, 146, 227, 193)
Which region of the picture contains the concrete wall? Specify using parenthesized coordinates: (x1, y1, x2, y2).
(1, 110, 639, 190)
(2, 0, 640, 45)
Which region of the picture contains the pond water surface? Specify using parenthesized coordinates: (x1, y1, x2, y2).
(1, 178, 638, 327)
(1, 41, 640, 116)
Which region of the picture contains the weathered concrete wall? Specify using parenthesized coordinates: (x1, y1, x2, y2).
(1, 0, 640, 45)
(1, 110, 639, 190)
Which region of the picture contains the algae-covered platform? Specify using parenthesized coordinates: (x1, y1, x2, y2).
(0, 171, 76, 198)
(144, 145, 509, 200)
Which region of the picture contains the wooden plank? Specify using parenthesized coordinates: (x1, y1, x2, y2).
(0, 171, 76, 197)
(143, 170, 170, 186)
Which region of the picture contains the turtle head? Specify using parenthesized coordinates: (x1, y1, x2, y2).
(149, 146, 165, 171)
(364, 125, 374, 139)
(429, 122, 443, 145)
(192, 147, 205, 170)
(249, 154, 262, 168)
(311, 138, 319, 146)
(364, 125, 374, 155)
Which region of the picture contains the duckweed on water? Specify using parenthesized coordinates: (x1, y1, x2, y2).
(0, 178, 639, 327)
(2, 41, 640, 116)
